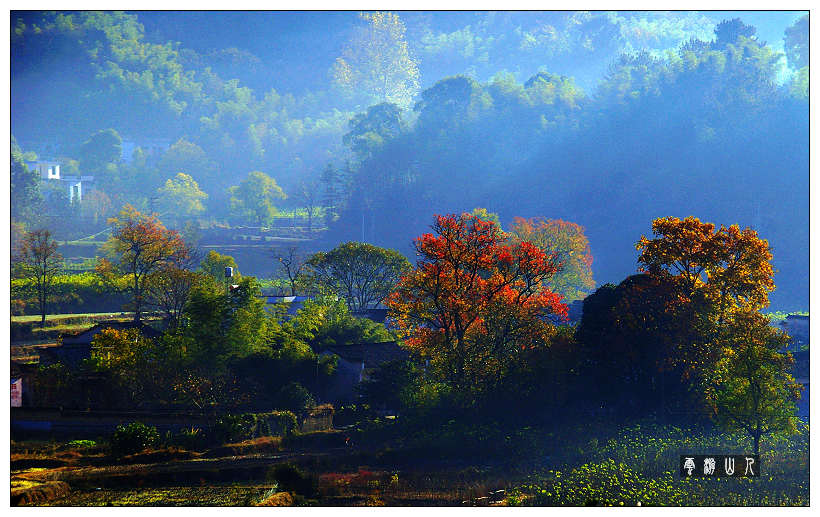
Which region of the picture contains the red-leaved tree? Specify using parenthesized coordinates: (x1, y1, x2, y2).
(387, 213, 568, 404)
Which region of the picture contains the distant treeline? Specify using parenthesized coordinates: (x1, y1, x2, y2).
(10, 12, 809, 309)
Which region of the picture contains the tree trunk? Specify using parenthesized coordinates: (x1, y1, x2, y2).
(134, 278, 142, 324)
(753, 434, 760, 455)
(39, 287, 46, 328)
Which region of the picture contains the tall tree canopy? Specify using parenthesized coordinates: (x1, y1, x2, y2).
(784, 15, 809, 70)
(306, 241, 411, 312)
(705, 309, 802, 454)
(98, 205, 189, 322)
(79, 128, 122, 174)
(509, 217, 595, 301)
(157, 172, 208, 222)
(636, 216, 775, 319)
(228, 171, 287, 226)
(331, 11, 420, 108)
(387, 213, 567, 405)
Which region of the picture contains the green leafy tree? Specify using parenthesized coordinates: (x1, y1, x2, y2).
(331, 11, 420, 108)
(413, 75, 491, 130)
(17, 229, 63, 327)
(789, 65, 809, 100)
(183, 276, 269, 371)
(79, 128, 122, 175)
(228, 171, 287, 226)
(306, 241, 411, 312)
(509, 217, 595, 302)
(471, 207, 502, 230)
(200, 250, 239, 285)
(713, 18, 757, 49)
(705, 310, 803, 454)
(285, 298, 393, 350)
(90, 328, 162, 406)
(10, 137, 42, 223)
(342, 102, 405, 160)
(784, 15, 809, 70)
(157, 172, 208, 224)
(157, 139, 219, 190)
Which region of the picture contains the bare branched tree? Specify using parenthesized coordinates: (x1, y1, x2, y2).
(18, 229, 63, 327)
(274, 246, 309, 296)
(146, 249, 204, 328)
(296, 179, 322, 233)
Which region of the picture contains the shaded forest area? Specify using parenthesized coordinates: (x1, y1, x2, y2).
(10, 11, 809, 310)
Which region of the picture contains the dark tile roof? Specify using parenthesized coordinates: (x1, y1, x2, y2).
(352, 308, 390, 324)
(41, 321, 163, 369)
(321, 341, 408, 366)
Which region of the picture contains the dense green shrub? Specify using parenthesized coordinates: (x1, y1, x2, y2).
(110, 422, 160, 456)
(276, 382, 315, 412)
(254, 411, 299, 437)
(10, 322, 33, 340)
(211, 414, 252, 444)
(267, 463, 317, 497)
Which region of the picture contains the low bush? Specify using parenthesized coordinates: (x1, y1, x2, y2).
(65, 439, 97, 449)
(211, 414, 250, 444)
(276, 382, 315, 413)
(526, 459, 687, 506)
(211, 411, 299, 445)
(171, 427, 208, 451)
(110, 422, 160, 457)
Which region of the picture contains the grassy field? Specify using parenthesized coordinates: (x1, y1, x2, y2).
(10, 416, 809, 507)
(12, 312, 136, 324)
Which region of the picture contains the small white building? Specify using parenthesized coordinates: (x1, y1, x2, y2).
(29, 159, 94, 203)
(121, 137, 171, 162)
(27, 160, 61, 180)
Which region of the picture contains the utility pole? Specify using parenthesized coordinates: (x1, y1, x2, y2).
(148, 195, 160, 217)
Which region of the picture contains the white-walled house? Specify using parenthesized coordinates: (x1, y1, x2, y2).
(28, 159, 94, 202)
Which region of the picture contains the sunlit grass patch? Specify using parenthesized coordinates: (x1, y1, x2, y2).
(513, 419, 809, 506)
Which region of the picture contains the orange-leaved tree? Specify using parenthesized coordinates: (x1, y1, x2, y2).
(386, 213, 568, 404)
(636, 216, 775, 323)
(98, 205, 189, 323)
(508, 217, 595, 302)
(635, 216, 778, 403)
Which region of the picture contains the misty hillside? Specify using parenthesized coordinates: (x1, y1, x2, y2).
(10, 11, 809, 310)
